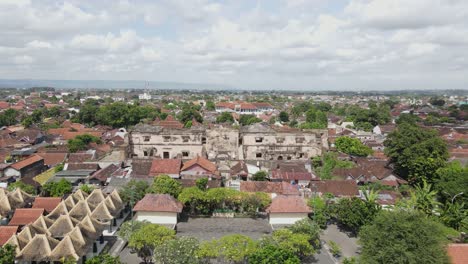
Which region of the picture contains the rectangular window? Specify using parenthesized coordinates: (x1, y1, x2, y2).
(182, 151, 189, 157)
(163, 152, 170, 159)
(298, 153, 304, 158)
(296, 137, 305, 143)
(163, 136, 171, 142)
(182, 136, 190, 142)
(256, 153, 262, 158)
(143, 136, 150, 142)
(143, 151, 148, 157)
(255, 137, 263, 143)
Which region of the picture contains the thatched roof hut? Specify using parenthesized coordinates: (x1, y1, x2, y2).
(17, 234, 59, 262)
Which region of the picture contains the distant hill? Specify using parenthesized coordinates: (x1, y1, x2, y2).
(0, 79, 233, 90)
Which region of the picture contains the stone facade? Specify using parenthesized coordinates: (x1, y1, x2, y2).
(129, 123, 328, 162)
(240, 123, 327, 161)
(129, 124, 206, 160)
(205, 126, 239, 160)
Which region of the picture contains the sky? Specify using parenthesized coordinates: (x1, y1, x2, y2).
(1, 0, 468, 90)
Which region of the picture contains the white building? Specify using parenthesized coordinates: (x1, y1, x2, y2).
(133, 194, 183, 228)
(267, 196, 311, 226)
(138, 93, 152, 100)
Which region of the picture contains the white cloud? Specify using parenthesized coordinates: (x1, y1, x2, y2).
(13, 55, 34, 65)
(0, 0, 467, 90)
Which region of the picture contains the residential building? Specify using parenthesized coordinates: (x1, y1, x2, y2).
(133, 194, 183, 228)
(267, 196, 311, 226)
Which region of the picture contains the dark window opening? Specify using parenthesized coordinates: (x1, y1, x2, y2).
(143, 136, 150, 142)
(163, 152, 170, 159)
(255, 137, 263, 143)
(182, 151, 189, 157)
(256, 153, 262, 158)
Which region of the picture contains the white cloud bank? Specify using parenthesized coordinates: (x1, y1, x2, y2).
(0, 0, 467, 90)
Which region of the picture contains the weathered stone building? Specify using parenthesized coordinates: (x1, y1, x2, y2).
(129, 122, 328, 162)
(205, 125, 239, 160)
(129, 124, 206, 159)
(240, 123, 327, 161)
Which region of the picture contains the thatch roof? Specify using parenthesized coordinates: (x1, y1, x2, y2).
(46, 201, 70, 221)
(71, 189, 88, 203)
(86, 189, 105, 210)
(104, 195, 118, 216)
(63, 195, 76, 211)
(7, 188, 34, 208)
(48, 214, 75, 238)
(5, 235, 23, 255)
(90, 201, 113, 221)
(109, 189, 124, 210)
(49, 236, 80, 261)
(68, 200, 92, 221)
(17, 234, 59, 261)
(67, 226, 87, 250)
(0, 192, 12, 215)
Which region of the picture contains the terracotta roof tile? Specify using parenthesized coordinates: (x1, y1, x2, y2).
(67, 153, 94, 163)
(149, 159, 181, 176)
(8, 208, 44, 226)
(89, 164, 119, 182)
(240, 181, 300, 196)
(181, 156, 217, 173)
(448, 244, 468, 264)
(36, 153, 67, 166)
(0, 226, 18, 246)
(32, 197, 62, 213)
(267, 196, 311, 213)
(11, 155, 44, 171)
(133, 194, 183, 213)
(311, 180, 359, 197)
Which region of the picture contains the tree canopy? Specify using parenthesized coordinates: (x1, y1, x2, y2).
(359, 210, 452, 264)
(43, 178, 72, 197)
(128, 224, 176, 264)
(85, 254, 122, 264)
(333, 197, 380, 234)
(384, 123, 448, 184)
(198, 234, 257, 263)
(153, 237, 201, 264)
(335, 136, 373, 157)
(150, 175, 182, 198)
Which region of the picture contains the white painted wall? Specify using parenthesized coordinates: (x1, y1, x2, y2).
(269, 212, 308, 225)
(4, 168, 20, 178)
(134, 211, 178, 225)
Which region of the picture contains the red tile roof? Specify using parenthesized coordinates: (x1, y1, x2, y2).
(32, 197, 62, 213)
(0, 226, 18, 246)
(36, 152, 67, 166)
(311, 180, 359, 197)
(240, 181, 300, 196)
(10, 155, 44, 171)
(267, 196, 311, 213)
(90, 164, 119, 182)
(181, 156, 217, 173)
(133, 194, 183, 213)
(271, 170, 315, 181)
(8, 208, 44, 226)
(154, 115, 184, 129)
(149, 159, 181, 176)
(0, 101, 10, 110)
(448, 244, 468, 264)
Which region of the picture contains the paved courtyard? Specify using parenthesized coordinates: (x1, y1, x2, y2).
(176, 217, 272, 240)
(322, 224, 359, 258)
